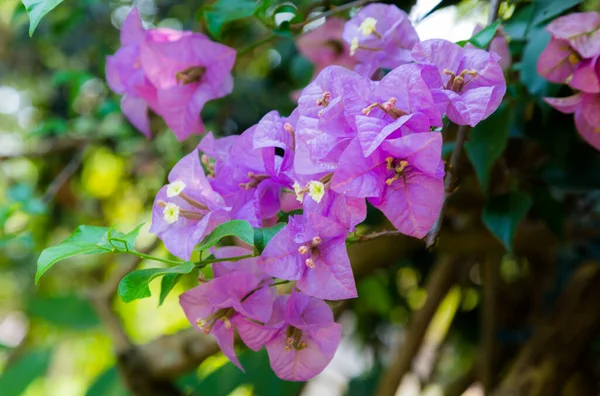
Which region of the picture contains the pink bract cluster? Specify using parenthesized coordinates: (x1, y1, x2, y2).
(106, 9, 235, 140)
(538, 12, 600, 151)
(105, 4, 508, 382)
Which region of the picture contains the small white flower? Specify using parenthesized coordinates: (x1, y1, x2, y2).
(163, 202, 180, 224)
(293, 181, 305, 203)
(350, 37, 359, 56)
(167, 180, 186, 198)
(308, 181, 325, 203)
(358, 17, 377, 36)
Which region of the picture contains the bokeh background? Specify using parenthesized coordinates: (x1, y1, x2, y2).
(2, 0, 600, 395)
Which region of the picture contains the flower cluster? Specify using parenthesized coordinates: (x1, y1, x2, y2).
(106, 9, 236, 140)
(538, 12, 600, 151)
(121, 4, 507, 381)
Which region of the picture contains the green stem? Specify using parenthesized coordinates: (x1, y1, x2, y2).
(196, 254, 255, 268)
(127, 251, 182, 266)
(270, 280, 291, 287)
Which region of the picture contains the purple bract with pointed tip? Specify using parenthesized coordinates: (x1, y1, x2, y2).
(412, 39, 506, 127)
(332, 131, 444, 238)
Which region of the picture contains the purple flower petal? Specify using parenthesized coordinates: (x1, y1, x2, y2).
(331, 138, 386, 198)
(296, 237, 357, 300)
(544, 93, 583, 114)
(547, 12, 600, 58)
(370, 170, 444, 238)
(259, 224, 305, 281)
(537, 38, 579, 84)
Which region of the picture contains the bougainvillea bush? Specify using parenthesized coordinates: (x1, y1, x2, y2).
(5, 0, 600, 395)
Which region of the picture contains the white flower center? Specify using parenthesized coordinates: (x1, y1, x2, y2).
(293, 181, 306, 203)
(350, 37, 359, 56)
(163, 202, 180, 224)
(307, 181, 325, 203)
(358, 17, 378, 36)
(167, 180, 186, 198)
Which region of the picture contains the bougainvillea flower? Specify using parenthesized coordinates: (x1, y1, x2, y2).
(201, 112, 298, 227)
(332, 132, 444, 238)
(545, 93, 600, 151)
(342, 3, 419, 76)
(546, 12, 600, 59)
(265, 291, 341, 381)
(297, 18, 357, 74)
(342, 63, 448, 151)
(106, 9, 158, 137)
(537, 38, 581, 84)
(412, 39, 506, 127)
(140, 28, 236, 140)
(233, 291, 341, 381)
(473, 24, 511, 71)
(260, 212, 357, 300)
(150, 146, 230, 260)
(296, 66, 365, 172)
(180, 269, 274, 370)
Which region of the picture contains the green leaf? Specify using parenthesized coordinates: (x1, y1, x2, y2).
(36, 225, 115, 283)
(253, 223, 285, 254)
(108, 223, 145, 252)
(519, 26, 561, 99)
(503, 4, 534, 41)
(483, 192, 532, 252)
(27, 294, 100, 329)
(86, 366, 130, 396)
(531, 0, 583, 26)
(465, 103, 511, 192)
(118, 262, 195, 303)
(204, 0, 258, 38)
(196, 220, 254, 252)
(0, 349, 52, 396)
(22, 0, 64, 36)
(158, 273, 182, 306)
(469, 20, 501, 49)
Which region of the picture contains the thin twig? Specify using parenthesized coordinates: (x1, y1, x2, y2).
(348, 229, 402, 244)
(425, 125, 470, 247)
(42, 149, 85, 204)
(374, 256, 458, 396)
(289, 0, 375, 30)
(426, 0, 503, 248)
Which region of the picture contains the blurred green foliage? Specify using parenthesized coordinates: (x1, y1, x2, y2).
(2, 0, 600, 395)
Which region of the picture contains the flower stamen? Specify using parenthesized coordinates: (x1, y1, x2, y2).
(176, 66, 206, 85)
(358, 17, 382, 39)
(240, 172, 270, 189)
